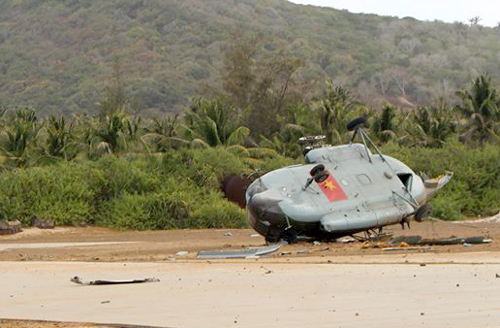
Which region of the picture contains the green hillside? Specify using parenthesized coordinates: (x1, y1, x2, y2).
(1, 0, 499, 115)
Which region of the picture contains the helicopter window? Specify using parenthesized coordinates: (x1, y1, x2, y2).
(356, 174, 372, 185)
(397, 173, 413, 190)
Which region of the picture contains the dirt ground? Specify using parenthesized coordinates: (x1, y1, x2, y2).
(2, 220, 500, 328)
(0, 220, 496, 262)
(0, 320, 108, 328)
(0, 320, 162, 328)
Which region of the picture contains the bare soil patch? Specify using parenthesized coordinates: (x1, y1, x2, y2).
(0, 220, 497, 262)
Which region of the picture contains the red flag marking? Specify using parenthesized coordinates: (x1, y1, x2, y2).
(317, 175, 348, 202)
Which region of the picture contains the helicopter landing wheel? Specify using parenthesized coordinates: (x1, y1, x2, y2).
(265, 229, 281, 243)
(414, 204, 433, 222)
(347, 116, 367, 131)
(309, 164, 325, 176)
(283, 229, 298, 244)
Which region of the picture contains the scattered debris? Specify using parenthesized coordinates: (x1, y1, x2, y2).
(382, 247, 431, 252)
(338, 236, 356, 243)
(32, 218, 55, 229)
(260, 266, 273, 274)
(391, 236, 422, 246)
(363, 235, 491, 250)
(175, 251, 189, 257)
(313, 241, 321, 246)
(250, 234, 261, 238)
(198, 244, 281, 259)
(296, 249, 309, 254)
(0, 220, 22, 235)
(224, 232, 233, 237)
(421, 237, 491, 245)
(71, 276, 160, 285)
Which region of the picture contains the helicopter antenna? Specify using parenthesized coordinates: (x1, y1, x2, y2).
(347, 117, 420, 208)
(347, 117, 390, 166)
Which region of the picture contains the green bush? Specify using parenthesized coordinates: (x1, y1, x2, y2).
(0, 148, 257, 228)
(0, 164, 95, 225)
(97, 179, 246, 230)
(381, 141, 500, 220)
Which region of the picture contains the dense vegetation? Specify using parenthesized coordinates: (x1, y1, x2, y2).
(0, 73, 499, 227)
(0, 148, 294, 229)
(1, 0, 500, 114)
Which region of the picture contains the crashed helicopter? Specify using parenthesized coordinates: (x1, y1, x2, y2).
(245, 117, 452, 242)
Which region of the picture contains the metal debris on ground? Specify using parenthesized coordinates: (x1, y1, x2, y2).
(260, 266, 273, 274)
(71, 276, 160, 285)
(197, 243, 281, 259)
(175, 251, 189, 257)
(338, 236, 356, 243)
(361, 235, 491, 250)
(224, 232, 233, 237)
(0, 220, 22, 235)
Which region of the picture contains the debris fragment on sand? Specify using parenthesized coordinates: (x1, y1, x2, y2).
(197, 243, 281, 259)
(363, 235, 491, 249)
(71, 276, 160, 285)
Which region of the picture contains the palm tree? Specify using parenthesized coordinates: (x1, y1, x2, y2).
(42, 115, 80, 160)
(317, 85, 364, 145)
(372, 104, 399, 143)
(143, 114, 185, 151)
(412, 103, 456, 147)
(456, 75, 500, 146)
(260, 124, 306, 158)
(182, 98, 250, 148)
(0, 107, 40, 167)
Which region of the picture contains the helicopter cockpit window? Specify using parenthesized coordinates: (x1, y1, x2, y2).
(356, 174, 372, 185)
(397, 173, 413, 190)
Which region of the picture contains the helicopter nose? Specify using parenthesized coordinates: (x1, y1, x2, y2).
(246, 183, 287, 236)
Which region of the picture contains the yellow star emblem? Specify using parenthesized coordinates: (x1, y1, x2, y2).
(323, 180, 336, 190)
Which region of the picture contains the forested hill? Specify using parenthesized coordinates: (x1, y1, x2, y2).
(1, 0, 499, 115)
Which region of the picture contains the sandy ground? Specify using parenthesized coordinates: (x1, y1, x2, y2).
(0, 220, 496, 262)
(1, 221, 500, 328)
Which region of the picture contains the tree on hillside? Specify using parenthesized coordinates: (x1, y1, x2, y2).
(222, 31, 304, 139)
(99, 59, 129, 117)
(456, 75, 500, 146)
(247, 55, 304, 138)
(222, 30, 260, 112)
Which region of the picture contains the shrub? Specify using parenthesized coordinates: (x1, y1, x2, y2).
(381, 141, 500, 220)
